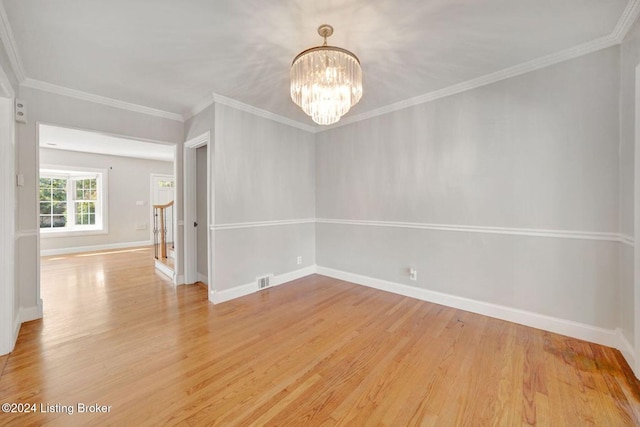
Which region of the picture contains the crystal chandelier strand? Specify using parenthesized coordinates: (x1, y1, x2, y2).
(290, 26, 362, 125)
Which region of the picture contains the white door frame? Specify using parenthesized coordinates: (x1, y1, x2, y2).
(183, 131, 212, 296)
(634, 66, 640, 378)
(0, 68, 16, 355)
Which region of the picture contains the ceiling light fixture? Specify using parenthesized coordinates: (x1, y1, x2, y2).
(290, 24, 362, 125)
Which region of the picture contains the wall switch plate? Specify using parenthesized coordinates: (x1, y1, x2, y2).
(135, 223, 147, 230)
(16, 174, 24, 186)
(136, 200, 145, 206)
(409, 268, 417, 281)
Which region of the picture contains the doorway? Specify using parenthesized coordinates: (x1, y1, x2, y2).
(150, 173, 176, 276)
(37, 124, 180, 310)
(183, 132, 212, 298)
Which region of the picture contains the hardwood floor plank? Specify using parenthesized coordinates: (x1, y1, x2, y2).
(0, 247, 638, 425)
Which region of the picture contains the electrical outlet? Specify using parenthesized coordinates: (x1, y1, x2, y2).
(135, 223, 147, 230)
(409, 268, 417, 281)
(297, 256, 302, 265)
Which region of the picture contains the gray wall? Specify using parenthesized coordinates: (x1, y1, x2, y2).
(316, 46, 621, 329)
(16, 86, 183, 317)
(39, 148, 173, 251)
(213, 104, 315, 290)
(620, 18, 640, 348)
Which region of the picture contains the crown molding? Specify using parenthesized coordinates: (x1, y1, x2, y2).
(21, 78, 184, 122)
(614, 0, 640, 42)
(320, 33, 619, 131)
(184, 94, 215, 121)
(0, 0, 634, 129)
(0, 0, 25, 82)
(210, 93, 316, 133)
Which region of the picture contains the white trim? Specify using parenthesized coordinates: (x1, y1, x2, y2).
(614, 0, 640, 42)
(634, 65, 640, 378)
(316, 266, 618, 348)
(176, 274, 185, 285)
(210, 266, 316, 304)
(0, 96, 14, 356)
(183, 131, 212, 289)
(617, 328, 636, 373)
(12, 313, 20, 348)
(37, 121, 178, 148)
(322, 36, 619, 131)
(21, 78, 183, 122)
(211, 217, 631, 244)
(317, 218, 622, 243)
(0, 2, 25, 82)
(212, 93, 316, 133)
(213, 218, 316, 231)
(621, 234, 635, 247)
(15, 229, 37, 239)
(20, 304, 43, 323)
(40, 240, 152, 256)
(184, 131, 210, 149)
(184, 94, 215, 121)
(154, 259, 175, 280)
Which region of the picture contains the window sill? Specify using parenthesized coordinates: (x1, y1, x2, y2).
(40, 228, 108, 238)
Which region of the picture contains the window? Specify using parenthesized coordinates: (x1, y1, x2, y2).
(39, 167, 108, 236)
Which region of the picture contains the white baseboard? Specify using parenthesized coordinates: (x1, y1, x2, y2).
(315, 266, 618, 349)
(11, 312, 20, 350)
(616, 328, 636, 374)
(20, 302, 43, 323)
(41, 240, 153, 256)
(197, 273, 208, 285)
(154, 259, 175, 280)
(176, 274, 185, 285)
(210, 265, 317, 304)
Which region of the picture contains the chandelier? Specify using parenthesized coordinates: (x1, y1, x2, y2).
(290, 25, 363, 125)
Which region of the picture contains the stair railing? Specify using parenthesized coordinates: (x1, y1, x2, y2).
(153, 200, 174, 260)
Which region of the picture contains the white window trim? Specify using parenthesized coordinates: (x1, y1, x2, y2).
(39, 165, 109, 238)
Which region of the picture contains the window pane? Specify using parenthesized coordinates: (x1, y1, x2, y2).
(52, 179, 66, 188)
(75, 202, 95, 225)
(40, 216, 51, 228)
(52, 202, 66, 215)
(40, 202, 52, 215)
(52, 216, 66, 228)
(40, 187, 52, 200)
(52, 188, 67, 201)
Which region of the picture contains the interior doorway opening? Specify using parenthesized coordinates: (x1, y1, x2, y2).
(151, 174, 176, 277)
(37, 123, 180, 313)
(183, 131, 212, 298)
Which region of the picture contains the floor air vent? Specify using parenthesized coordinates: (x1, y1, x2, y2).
(257, 275, 271, 290)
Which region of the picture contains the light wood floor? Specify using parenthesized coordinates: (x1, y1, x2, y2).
(1, 247, 639, 426)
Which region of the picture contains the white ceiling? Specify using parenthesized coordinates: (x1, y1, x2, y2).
(2, 0, 636, 126)
(39, 124, 175, 162)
